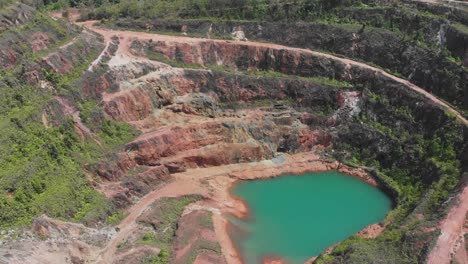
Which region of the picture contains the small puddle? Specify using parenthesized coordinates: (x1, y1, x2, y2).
(229, 171, 392, 264)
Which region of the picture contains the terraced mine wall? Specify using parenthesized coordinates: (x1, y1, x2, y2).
(115, 18, 468, 113)
(0, 1, 466, 263)
(76, 35, 468, 261)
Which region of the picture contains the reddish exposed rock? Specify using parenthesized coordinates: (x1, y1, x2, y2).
(42, 31, 104, 75)
(90, 152, 135, 181)
(109, 192, 131, 209)
(124, 166, 171, 194)
(125, 123, 230, 165)
(24, 71, 40, 84)
(92, 161, 124, 181)
(166, 73, 200, 95)
(357, 223, 385, 238)
(160, 143, 268, 169)
(79, 71, 114, 98)
(0, 47, 18, 68)
(31, 32, 50, 52)
(44, 53, 74, 74)
(135, 165, 170, 185)
(32, 215, 85, 239)
(116, 153, 137, 173)
(104, 87, 153, 121)
(164, 161, 187, 173)
(165, 103, 199, 115)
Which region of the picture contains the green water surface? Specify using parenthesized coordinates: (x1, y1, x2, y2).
(230, 171, 392, 264)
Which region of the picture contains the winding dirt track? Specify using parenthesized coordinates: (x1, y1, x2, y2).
(94, 178, 207, 263)
(71, 21, 468, 264)
(78, 21, 468, 126)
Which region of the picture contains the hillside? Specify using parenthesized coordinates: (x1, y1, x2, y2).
(0, 0, 467, 263)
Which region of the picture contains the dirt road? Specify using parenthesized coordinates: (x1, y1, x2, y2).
(427, 184, 468, 264)
(71, 20, 468, 264)
(93, 177, 207, 263)
(77, 21, 468, 126)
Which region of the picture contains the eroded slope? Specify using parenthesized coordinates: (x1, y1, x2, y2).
(0, 2, 467, 264)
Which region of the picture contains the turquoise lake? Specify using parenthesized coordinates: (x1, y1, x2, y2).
(229, 171, 392, 264)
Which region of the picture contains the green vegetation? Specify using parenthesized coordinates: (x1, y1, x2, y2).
(318, 85, 465, 263)
(75, 0, 370, 22)
(0, 1, 464, 263)
(0, 0, 14, 9)
(141, 249, 170, 264)
(0, 79, 114, 227)
(144, 47, 352, 90)
(244, 70, 352, 88)
(135, 197, 221, 264)
(69, 0, 467, 113)
(174, 210, 223, 264)
(136, 195, 203, 250)
(0, 7, 138, 229)
(180, 240, 223, 264)
(453, 22, 468, 35)
(145, 49, 205, 69)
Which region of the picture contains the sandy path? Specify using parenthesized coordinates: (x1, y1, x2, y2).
(94, 178, 207, 263)
(78, 21, 468, 126)
(427, 184, 468, 264)
(93, 152, 358, 263)
(453, 237, 468, 264)
(77, 21, 164, 68)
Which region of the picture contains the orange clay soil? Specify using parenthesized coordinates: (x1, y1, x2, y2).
(38, 17, 468, 263)
(91, 151, 380, 264)
(66, 20, 395, 264)
(427, 183, 468, 264)
(75, 20, 468, 126)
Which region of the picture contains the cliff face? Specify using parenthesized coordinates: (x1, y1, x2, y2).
(41, 31, 103, 74)
(0, 1, 467, 264)
(116, 15, 468, 111)
(69, 25, 465, 263)
(60, 23, 463, 200)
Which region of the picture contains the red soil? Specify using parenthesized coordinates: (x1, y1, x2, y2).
(427, 184, 468, 264)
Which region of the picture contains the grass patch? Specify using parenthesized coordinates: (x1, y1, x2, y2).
(453, 22, 468, 35)
(136, 195, 203, 250)
(145, 49, 205, 69)
(0, 13, 138, 229)
(141, 249, 170, 264)
(144, 47, 352, 89)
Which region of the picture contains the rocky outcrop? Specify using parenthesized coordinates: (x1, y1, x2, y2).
(0, 215, 116, 264)
(9, 11, 463, 264)
(446, 25, 468, 66)
(0, 8, 80, 70)
(0, 3, 36, 33)
(103, 78, 175, 121)
(42, 30, 104, 74)
(123, 165, 171, 195)
(123, 18, 468, 110)
(104, 86, 155, 122)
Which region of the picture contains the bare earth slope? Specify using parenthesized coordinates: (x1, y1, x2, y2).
(1, 11, 466, 264)
(78, 21, 468, 126)
(75, 21, 467, 264)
